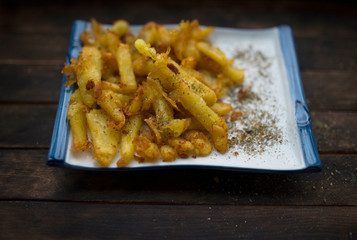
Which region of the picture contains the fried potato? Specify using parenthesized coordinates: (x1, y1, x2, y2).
(67, 101, 89, 151)
(160, 145, 177, 162)
(210, 102, 233, 116)
(133, 136, 160, 162)
(175, 80, 228, 153)
(117, 114, 142, 167)
(153, 97, 174, 126)
(111, 20, 129, 37)
(184, 130, 212, 157)
(116, 44, 137, 93)
(168, 137, 194, 155)
(86, 109, 120, 166)
(76, 46, 102, 108)
(223, 66, 245, 84)
(96, 89, 126, 129)
(162, 118, 191, 138)
(196, 41, 228, 66)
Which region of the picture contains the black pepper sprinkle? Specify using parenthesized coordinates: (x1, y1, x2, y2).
(227, 46, 284, 155)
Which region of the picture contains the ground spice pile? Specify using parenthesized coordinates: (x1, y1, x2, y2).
(225, 46, 284, 155)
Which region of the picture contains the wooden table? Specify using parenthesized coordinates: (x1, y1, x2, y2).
(0, 1, 356, 239)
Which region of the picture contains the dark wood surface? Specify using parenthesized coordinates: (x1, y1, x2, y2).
(0, 1, 356, 239)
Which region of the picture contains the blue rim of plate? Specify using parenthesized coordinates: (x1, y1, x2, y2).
(47, 20, 321, 173)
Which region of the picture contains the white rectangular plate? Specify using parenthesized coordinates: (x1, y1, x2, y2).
(48, 21, 321, 173)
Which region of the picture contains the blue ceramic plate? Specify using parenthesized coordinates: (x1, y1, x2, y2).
(47, 20, 321, 172)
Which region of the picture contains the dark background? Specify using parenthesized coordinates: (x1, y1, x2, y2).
(0, 0, 356, 239)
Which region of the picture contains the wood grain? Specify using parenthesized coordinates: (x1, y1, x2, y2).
(0, 2, 356, 239)
(0, 105, 57, 148)
(0, 64, 62, 103)
(0, 150, 356, 206)
(1, 2, 356, 35)
(302, 70, 357, 111)
(311, 111, 357, 153)
(0, 201, 356, 240)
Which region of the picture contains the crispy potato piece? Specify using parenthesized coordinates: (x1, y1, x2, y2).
(116, 44, 137, 93)
(62, 58, 79, 87)
(133, 136, 160, 162)
(153, 97, 174, 126)
(139, 124, 155, 142)
(135, 39, 157, 60)
(91, 19, 104, 39)
(80, 31, 95, 46)
(97, 31, 120, 54)
(168, 137, 194, 156)
(67, 101, 89, 151)
(101, 51, 119, 80)
(210, 102, 233, 116)
(111, 20, 129, 37)
(160, 145, 177, 162)
(86, 109, 120, 167)
(69, 88, 83, 104)
(187, 118, 205, 131)
(196, 41, 228, 66)
(138, 22, 171, 53)
(97, 89, 126, 129)
(176, 80, 228, 153)
(181, 56, 197, 69)
(197, 54, 223, 74)
(162, 118, 191, 138)
(192, 27, 214, 41)
(223, 66, 244, 84)
(171, 20, 200, 60)
(133, 55, 153, 76)
(125, 86, 144, 116)
(144, 117, 163, 145)
(76, 46, 102, 108)
(184, 130, 212, 157)
(117, 114, 142, 167)
(141, 48, 217, 106)
(101, 81, 133, 105)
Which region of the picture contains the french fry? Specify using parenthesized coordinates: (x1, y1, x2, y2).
(162, 118, 191, 138)
(67, 101, 89, 151)
(223, 66, 244, 84)
(153, 97, 174, 126)
(76, 46, 102, 108)
(210, 102, 233, 116)
(133, 55, 153, 76)
(86, 109, 120, 167)
(96, 89, 126, 129)
(111, 20, 129, 37)
(116, 44, 137, 93)
(196, 41, 228, 66)
(117, 114, 142, 167)
(176, 80, 228, 153)
(101, 81, 133, 105)
(125, 86, 144, 116)
(144, 117, 163, 145)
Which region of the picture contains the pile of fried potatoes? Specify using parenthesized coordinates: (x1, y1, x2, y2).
(62, 19, 244, 167)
